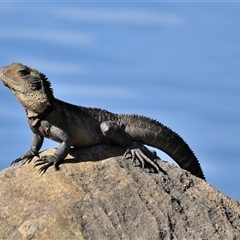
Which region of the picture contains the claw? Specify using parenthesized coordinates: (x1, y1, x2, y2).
(11, 156, 34, 166)
(124, 142, 160, 172)
(38, 162, 53, 174)
(133, 150, 145, 169)
(34, 155, 59, 174)
(34, 159, 49, 167)
(123, 149, 130, 158)
(20, 157, 33, 166)
(11, 151, 39, 166)
(11, 157, 24, 166)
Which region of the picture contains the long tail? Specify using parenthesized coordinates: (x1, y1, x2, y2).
(120, 114, 205, 180)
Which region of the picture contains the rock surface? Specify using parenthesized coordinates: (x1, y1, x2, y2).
(0, 145, 240, 240)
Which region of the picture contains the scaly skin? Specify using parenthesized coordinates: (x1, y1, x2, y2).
(0, 63, 205, 179)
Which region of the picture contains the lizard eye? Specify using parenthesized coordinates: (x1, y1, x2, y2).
(18, 68, 30, 76)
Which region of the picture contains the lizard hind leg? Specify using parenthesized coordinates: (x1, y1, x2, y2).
(100, 121, 160, 173)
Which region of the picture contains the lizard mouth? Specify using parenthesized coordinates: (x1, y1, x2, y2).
(2, 82, 9, 88)
(0, 69, 24, 93)
(0, 69, 11, 88)
(1, 79, 10, 89)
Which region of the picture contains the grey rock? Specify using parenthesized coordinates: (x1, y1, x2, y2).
(0, 145, 239, 240)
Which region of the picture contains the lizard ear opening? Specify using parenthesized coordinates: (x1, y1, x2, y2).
(32, 81, 42, 91)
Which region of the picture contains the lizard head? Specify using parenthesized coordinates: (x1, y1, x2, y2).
(0, 62, 53, 117)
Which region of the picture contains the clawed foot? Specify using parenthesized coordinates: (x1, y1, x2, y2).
(11, 151, 61, 174)
(34, 155, 60, 174)
(124, 142, 160, 173)
(11, 151, 39, 166)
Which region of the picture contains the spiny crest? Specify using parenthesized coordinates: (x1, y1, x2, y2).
(40, 72, 53, 93)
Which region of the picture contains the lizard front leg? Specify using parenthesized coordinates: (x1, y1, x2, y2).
(100, 121, 160, 172)
(34, 125, 72, 174)
(11, 133, 43, 166)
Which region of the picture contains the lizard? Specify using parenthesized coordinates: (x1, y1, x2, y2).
(0, 62, 205, 179)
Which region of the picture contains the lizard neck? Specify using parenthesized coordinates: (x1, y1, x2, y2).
(27, 105, 53, 127)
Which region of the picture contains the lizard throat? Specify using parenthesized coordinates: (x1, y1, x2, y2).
(27, 105, 53, 126)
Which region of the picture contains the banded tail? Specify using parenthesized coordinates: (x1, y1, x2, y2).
(120, 114, 205, 180)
